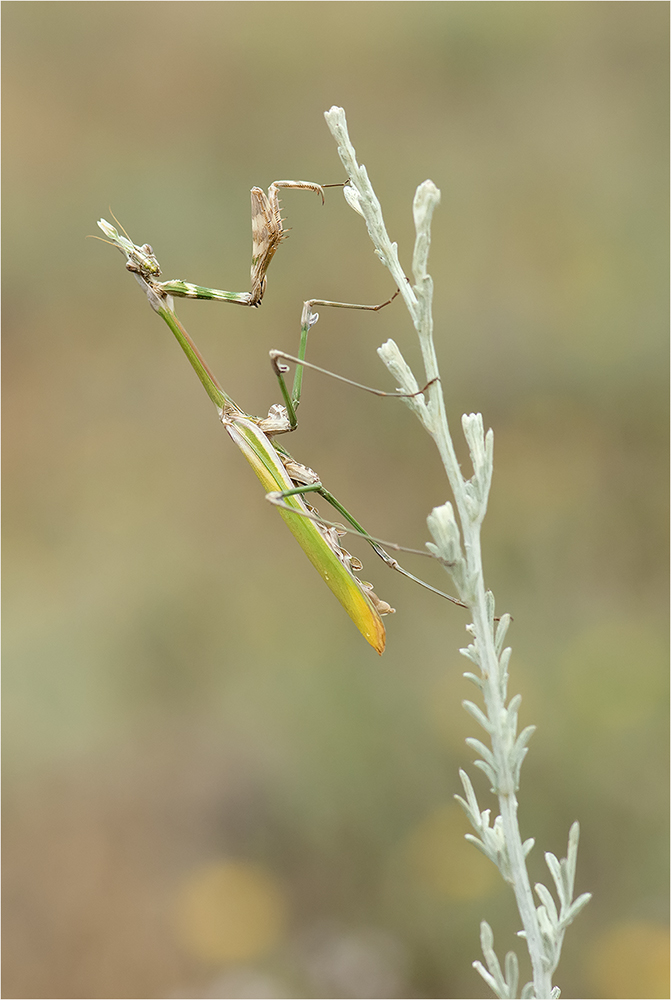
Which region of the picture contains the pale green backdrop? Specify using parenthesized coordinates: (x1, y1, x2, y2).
(3, 3, 668, 998)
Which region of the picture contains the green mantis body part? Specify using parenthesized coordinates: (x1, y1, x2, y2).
(156, 280, 253, 306)
(271, 294, 401, 431)
(224, 415, 388, 653)
(96, 218, 390, 653)
(157, 180, 325, 307)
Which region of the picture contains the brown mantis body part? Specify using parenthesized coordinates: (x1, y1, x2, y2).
(156, 180, 326, 307)
(249, 180, 324, 305)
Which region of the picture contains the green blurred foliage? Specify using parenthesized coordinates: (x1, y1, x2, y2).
(3, 3, 668, 998)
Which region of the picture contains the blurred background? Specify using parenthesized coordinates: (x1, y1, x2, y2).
(3, 3, 668, 998)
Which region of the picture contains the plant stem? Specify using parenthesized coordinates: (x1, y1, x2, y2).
(324, 106, 555, 998)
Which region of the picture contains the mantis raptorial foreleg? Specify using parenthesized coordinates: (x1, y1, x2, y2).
(157, 180, 325, 307)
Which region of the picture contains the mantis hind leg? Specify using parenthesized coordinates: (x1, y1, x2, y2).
(266, 478, 467, 610)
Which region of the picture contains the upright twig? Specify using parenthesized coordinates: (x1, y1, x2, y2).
(323, 106, 590, 1000)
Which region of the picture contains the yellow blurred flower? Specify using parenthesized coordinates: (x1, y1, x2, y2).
(173, 859, 287, 964)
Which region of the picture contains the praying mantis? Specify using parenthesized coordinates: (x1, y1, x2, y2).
(96, 181, 466, 653)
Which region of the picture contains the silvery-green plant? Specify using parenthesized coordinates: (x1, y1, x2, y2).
(324, 106, 591, 1000)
